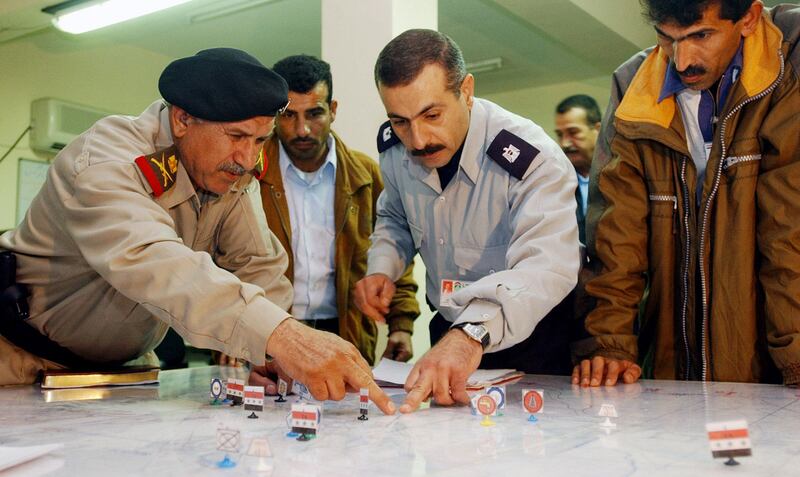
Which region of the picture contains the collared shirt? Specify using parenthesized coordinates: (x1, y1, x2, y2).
(279, 136, 338, 320)
(368, 98, 580, 353)
(576, 173, 589, 217)
(658, 41, 743, 198)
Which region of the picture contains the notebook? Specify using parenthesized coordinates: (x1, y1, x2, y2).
(40, 366, 159, 389)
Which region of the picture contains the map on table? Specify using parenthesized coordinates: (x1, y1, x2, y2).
(1, 367, 798, 476)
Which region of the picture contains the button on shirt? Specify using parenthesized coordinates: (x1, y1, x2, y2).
(368, 98, 580, 353)
(279, 136, 338, 320)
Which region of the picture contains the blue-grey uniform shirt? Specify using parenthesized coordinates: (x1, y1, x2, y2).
(368, 98, 580, 353)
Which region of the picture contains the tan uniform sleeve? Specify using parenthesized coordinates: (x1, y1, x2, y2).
(573, 133, 650, 363)
(63, 161, 289, 365)
(369, 161, 420, 334)
(756, 69, 800, 385)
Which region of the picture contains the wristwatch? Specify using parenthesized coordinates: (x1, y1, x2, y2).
(453, 322, 490, 349)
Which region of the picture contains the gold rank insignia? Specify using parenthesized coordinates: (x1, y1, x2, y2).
(253, 147, 268, 180)
(134, 146, 179, 198)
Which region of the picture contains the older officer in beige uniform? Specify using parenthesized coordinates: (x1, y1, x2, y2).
(0, 48, 395, 414)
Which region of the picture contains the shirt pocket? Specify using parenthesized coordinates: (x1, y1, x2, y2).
(453, 244, 506, 279)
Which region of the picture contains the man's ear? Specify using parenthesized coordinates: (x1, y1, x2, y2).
(170, 105, 192, 138)
(329, 99, 338, 123)
(461, 73, 475, 108)
(739, 0, 763, 37)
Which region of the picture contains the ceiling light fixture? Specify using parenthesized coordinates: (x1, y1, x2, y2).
(43, 0, 193, 34)
(466, 57, 503, 74)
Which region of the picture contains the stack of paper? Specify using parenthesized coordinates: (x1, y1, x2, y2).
(372, 359, 523, 391)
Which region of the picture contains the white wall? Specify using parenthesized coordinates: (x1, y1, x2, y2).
(0, 35, 169, 230)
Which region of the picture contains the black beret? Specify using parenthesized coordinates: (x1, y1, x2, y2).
(158, 48, 288, 122)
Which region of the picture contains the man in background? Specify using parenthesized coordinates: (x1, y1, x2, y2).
(554, 94, 601, 246)
(260, 55, 419, 369)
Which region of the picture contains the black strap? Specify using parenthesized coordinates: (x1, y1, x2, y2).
(0, 285, 99, 369)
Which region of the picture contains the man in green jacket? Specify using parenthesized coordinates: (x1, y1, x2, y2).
(574, 1, 800, 386)
(259, 55, 419, 370)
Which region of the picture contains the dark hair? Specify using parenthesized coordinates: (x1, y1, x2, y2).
(641, 0, 754, 27)
(272, 54, 333, 103)
(374, 29, 466, 95)
(556, 95, 602, 125)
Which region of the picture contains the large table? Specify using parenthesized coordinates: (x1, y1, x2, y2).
(1, 366, 798, 476)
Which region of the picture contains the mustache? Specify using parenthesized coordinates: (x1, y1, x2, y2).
(677, 65, 707, 77)
(290, 138, 319, 146)
(218, 162, 247, 176)
(411, 144, 446, 157)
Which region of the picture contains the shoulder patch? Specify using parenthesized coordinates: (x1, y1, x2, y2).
(376, 120, 401, 153)
(253, 148, 268, 181)
(135, 146, 179, 198)
(486, 129, 540, 180)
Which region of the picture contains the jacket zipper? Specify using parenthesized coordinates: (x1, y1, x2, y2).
(679, 157, 692, 380)
(723, 154, 762, 169)
(648, 194, 677, 208)
(696, 50, 785, 382)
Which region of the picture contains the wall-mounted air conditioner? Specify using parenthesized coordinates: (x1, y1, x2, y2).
(29, 98, 113, 154)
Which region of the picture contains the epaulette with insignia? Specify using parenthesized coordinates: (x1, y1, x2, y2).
(486, 129, 540, 180)
(135, 147, 180, 198)
(376, 120, 401, 153)
(253, 148, 268, 180)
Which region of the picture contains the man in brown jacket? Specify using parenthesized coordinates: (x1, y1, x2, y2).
(260, 55, 419, 366)
(573, 1, 800, 386)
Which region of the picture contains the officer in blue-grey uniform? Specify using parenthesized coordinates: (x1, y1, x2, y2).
(354, 29, 580, 414)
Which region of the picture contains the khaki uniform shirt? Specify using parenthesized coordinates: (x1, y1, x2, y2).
(369, 98, 580, 353)
(0, 101, 292, 366)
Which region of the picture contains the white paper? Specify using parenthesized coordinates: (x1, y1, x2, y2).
(372, 359, 516, 387)
(0, 444, 63, 472)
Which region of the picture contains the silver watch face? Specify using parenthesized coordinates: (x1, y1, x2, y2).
(461, 323, 489, 346)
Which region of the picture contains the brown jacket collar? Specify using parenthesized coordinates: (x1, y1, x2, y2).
(615, 10, 784, 132)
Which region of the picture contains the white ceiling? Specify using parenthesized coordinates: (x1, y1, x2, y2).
(0, 0, 787, 96)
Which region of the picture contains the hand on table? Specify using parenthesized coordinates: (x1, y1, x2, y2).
(383, 330, 413, 362)
(353, 273, 396, 323)
(401, 329, 483, 413)
(266, 318, 395, 415)
(572, 356, 641, 386)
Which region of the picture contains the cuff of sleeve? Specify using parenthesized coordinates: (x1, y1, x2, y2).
(226, 296, 291, 366)
(387, 315, 415, 334)
(367, 255, 403, 282)
(782, 362, 800, 385)
(451, 299, 505, 350)
(570, 336, 638, 364)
